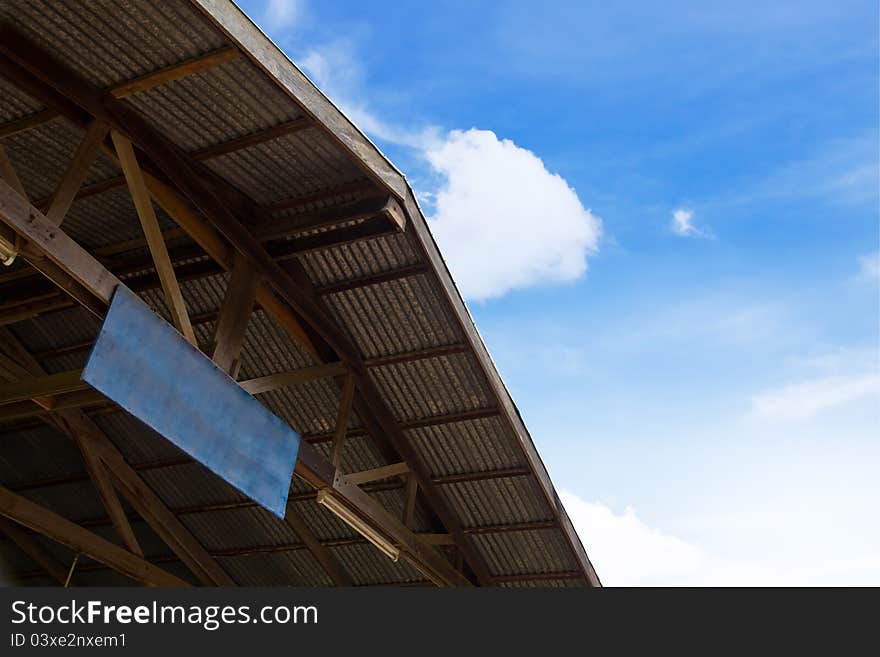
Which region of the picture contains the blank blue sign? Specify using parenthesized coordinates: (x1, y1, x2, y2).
(83, 286, 300, 518)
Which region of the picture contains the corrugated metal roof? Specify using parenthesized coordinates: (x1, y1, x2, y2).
(0, 0, 597, 587)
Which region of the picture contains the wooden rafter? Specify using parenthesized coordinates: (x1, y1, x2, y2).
(43, 120, 108, 226)
(0, 143, 25, 265)
(346, 462, 410, 486)
(211, 252, 259, 377)
(404, 475, 418, 529)
(330, 374, 355, 467)
(0, 108, 59, 139)
(109, 47, 240, 98)
(0, 485, 188, 586)
(239, 362, 346, 395)
(0, 362, 350, 412)
(192, 117, 311, 160)
(0, 369, 84, 405)
(112, 132, 196, 344)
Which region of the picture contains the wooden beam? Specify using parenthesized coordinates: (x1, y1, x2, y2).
(263, 180, 378, 214)
(0, 369, 85, 405)
(52, 411, 144, 557)
(0, 108, 59, 139)
(211, 252, 259, 376)
(265, 215, 399, 260)
(330, 374, 355, 467)
(0, 177, 120, 307)
(0, 516, 68, 584)
(30, 338, 467, 372)
(346, 462, 410, 486)
(109, 47, 241, 98)
(0, 144, 25, 266)
(418, 533, 455, 546)
(315, 264, 428, 296)
(239, 361, 346, 395)
(365, 343, 470, 368)
(0, 362, 349, 420)
(403, 475, 418, 529)
(112, 132, 196, 344)
(44, 120, 109, 226)
(192, 117, 311, 160)
(0, 485, 188, 586)
(254, 196, 405, 242)
(282, 503, 352, 586)
(0, 362, 349, 409)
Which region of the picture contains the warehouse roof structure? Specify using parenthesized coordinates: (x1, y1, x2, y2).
(0, 0, 600, 587)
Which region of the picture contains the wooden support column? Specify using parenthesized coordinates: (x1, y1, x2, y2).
(0, 485, 188, 586)
(111, 132, 197, 345)
(211, 251, 259, 377)
(44, 120, 108, 225)
(330, 374, 355, 467)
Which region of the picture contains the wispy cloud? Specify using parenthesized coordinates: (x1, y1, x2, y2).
(670, 207, 712, 238)
(261, 0, 303, 30)
(752, 372, 880, 421)
(857, 251, 880, 282)
(299, 42, 440, 149)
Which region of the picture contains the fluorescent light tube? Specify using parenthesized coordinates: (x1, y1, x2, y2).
(317, 489, 400, 562)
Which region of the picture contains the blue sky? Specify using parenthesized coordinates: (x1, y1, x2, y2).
(241, 0, 879, 584)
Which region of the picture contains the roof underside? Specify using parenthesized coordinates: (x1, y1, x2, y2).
(0, 0, 598, 587)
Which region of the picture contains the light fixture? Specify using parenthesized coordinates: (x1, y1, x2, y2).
(0, 233, 18, 266)
(316, 489, 400, 562)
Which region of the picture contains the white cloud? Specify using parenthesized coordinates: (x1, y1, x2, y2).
(563, 490, 880, 586)
(561, 492, 703, 586)
(297, 42, 601, 301)
(425, 129, 601, 300)
(858, 251, 880, 282)
(262, 0, 302, 29)
(752, 372, 880, 421)
(670, 207, 711, 238)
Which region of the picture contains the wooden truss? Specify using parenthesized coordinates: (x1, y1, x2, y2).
(0, 27, 493, 587)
